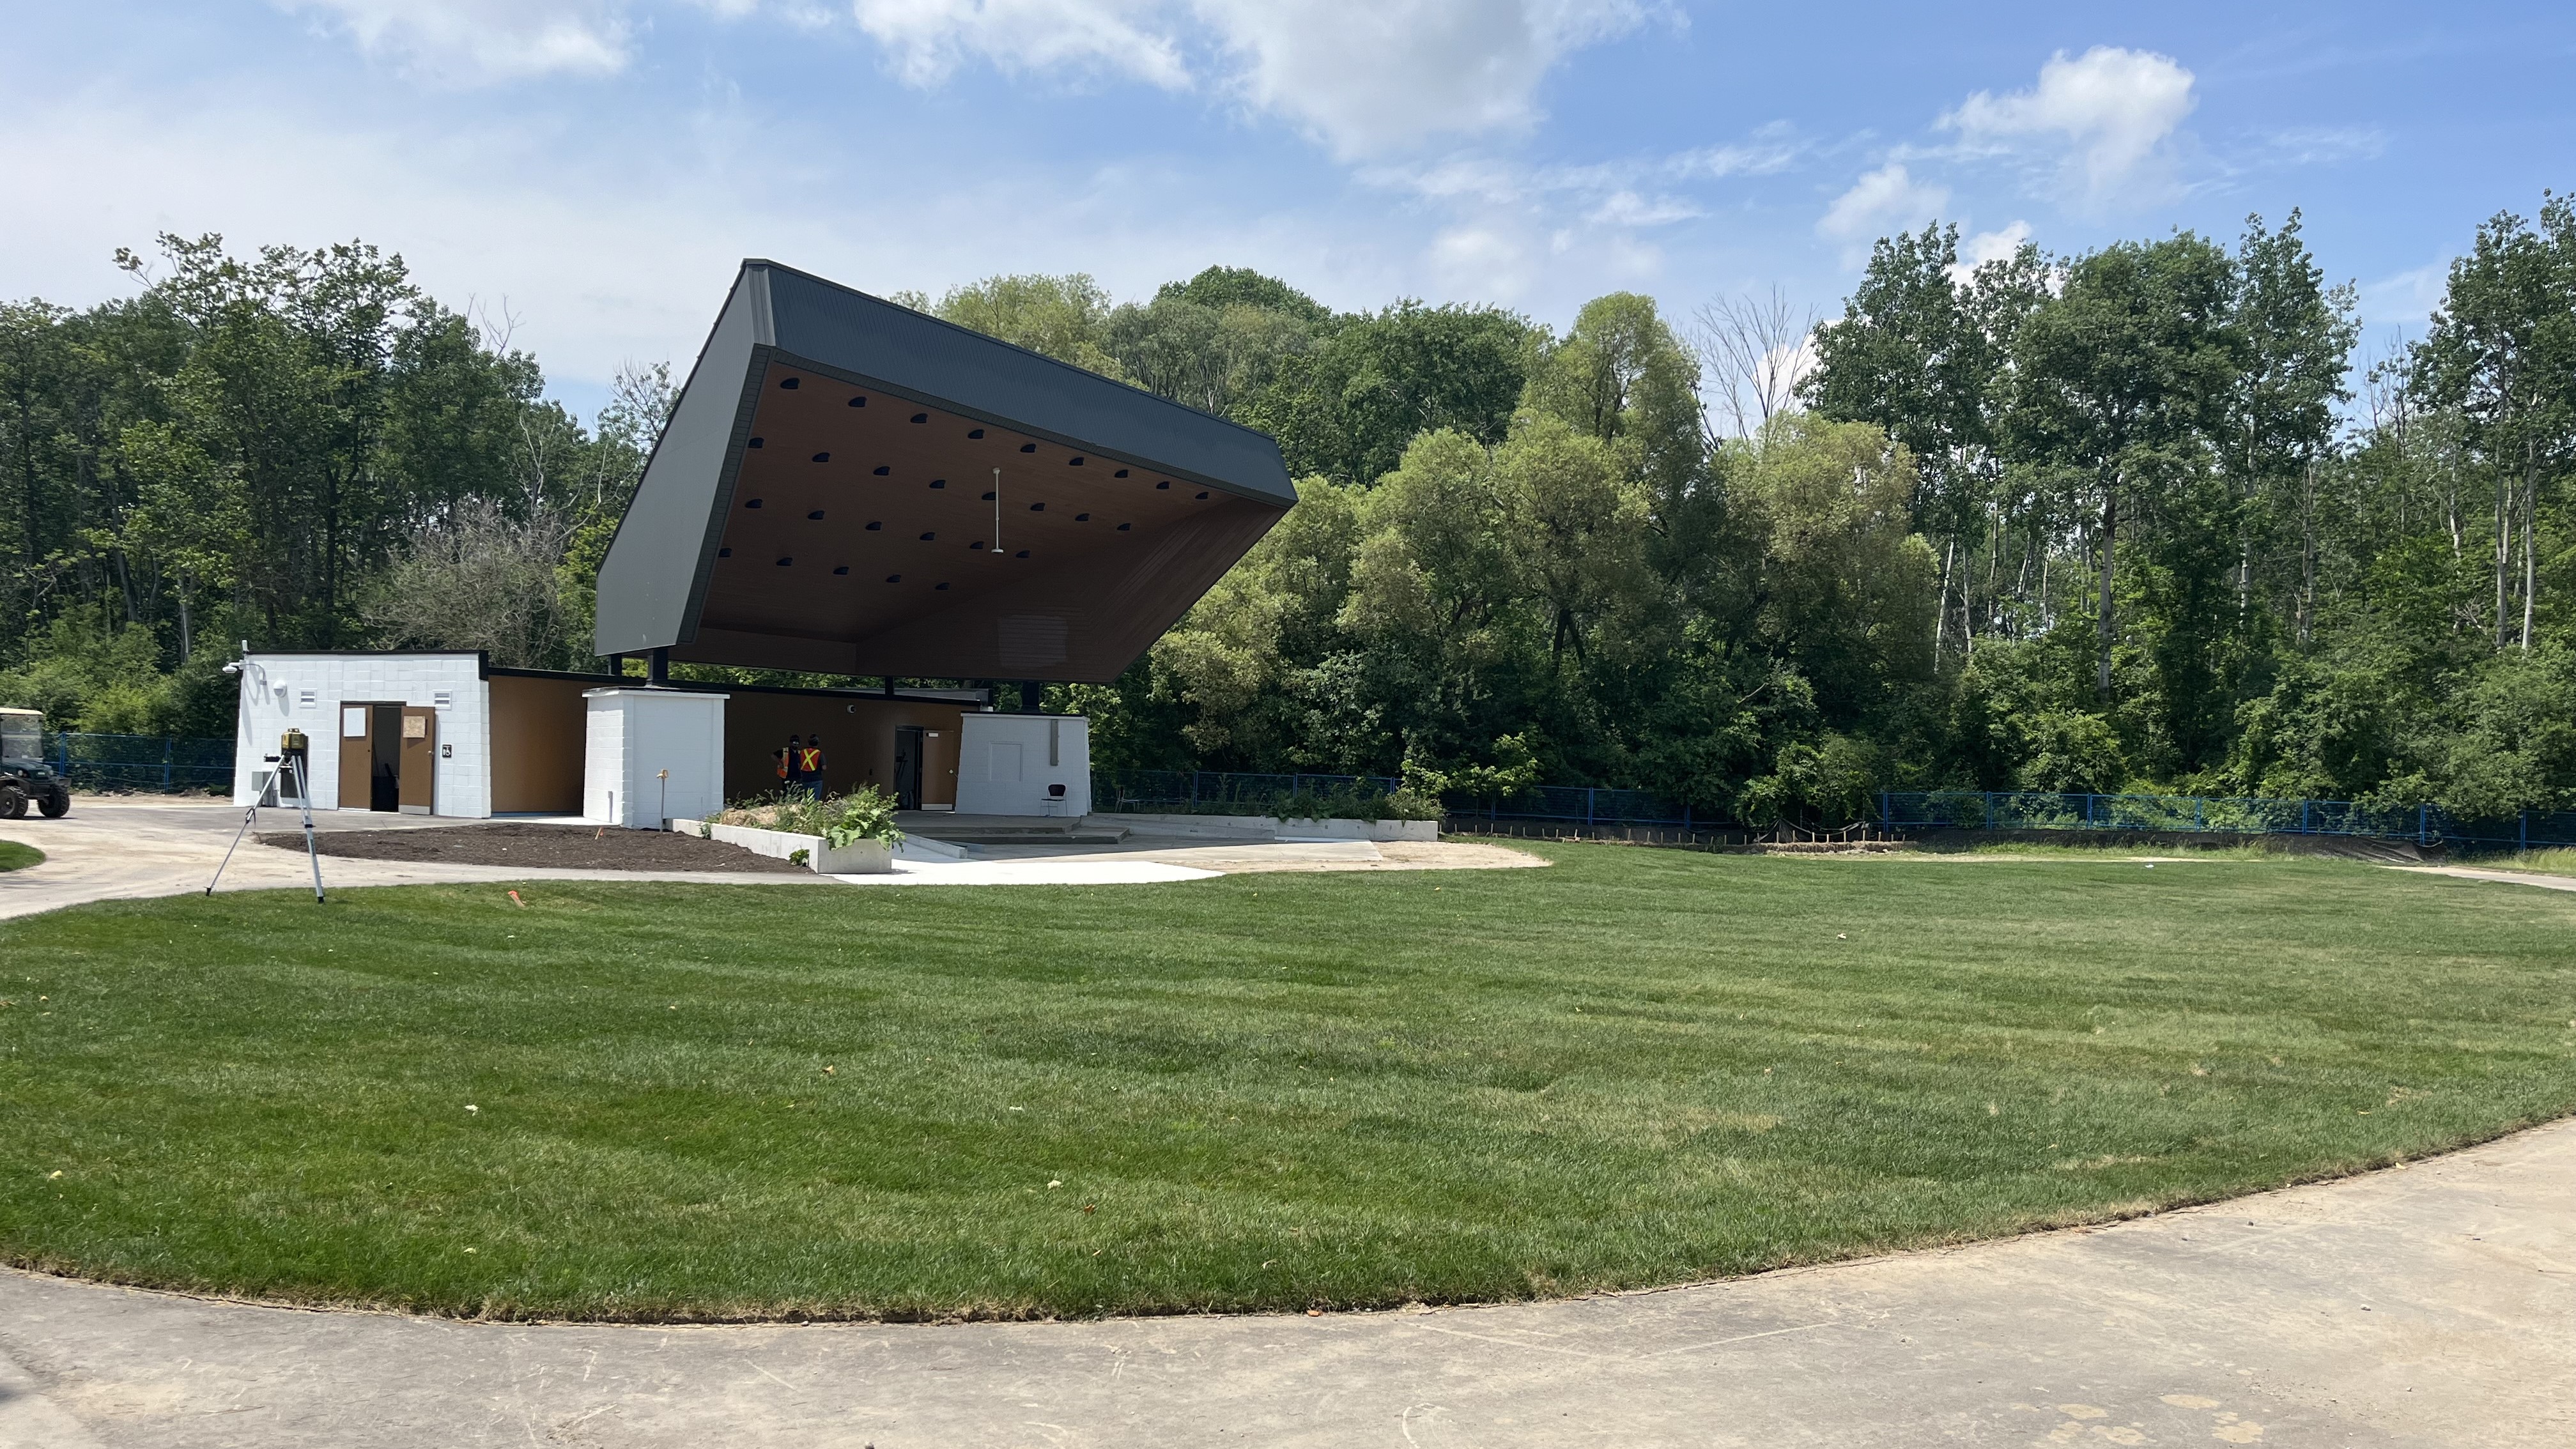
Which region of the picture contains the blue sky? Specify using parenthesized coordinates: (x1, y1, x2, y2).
(6, 2, 2571, 422)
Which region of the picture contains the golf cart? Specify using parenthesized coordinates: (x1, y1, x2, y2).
(1, 707, 72, 819)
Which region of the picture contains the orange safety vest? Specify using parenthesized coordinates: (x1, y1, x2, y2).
(798, 746, 822, 775)
(776, 750, 791, 779)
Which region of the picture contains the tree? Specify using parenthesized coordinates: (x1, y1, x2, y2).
(1240, 301, 1534, 485)
(2005, 235, 2241, 701)
(2412, 197, 2576, 654)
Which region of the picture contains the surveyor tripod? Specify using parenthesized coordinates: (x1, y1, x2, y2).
(206, 739, 325, 903)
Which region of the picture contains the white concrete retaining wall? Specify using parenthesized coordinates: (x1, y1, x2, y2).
(231, 653, 490, 816)
(674, 818, 894, 873)
(955, 714, 1091, 817)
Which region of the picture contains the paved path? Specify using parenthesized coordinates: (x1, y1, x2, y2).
(2388, 864, 2576, 893)
(3, 1117, 2568, 1448)
(0, 800, 1547, 922)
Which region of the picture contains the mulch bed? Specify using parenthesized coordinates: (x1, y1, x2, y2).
(258, 823, 806, 873)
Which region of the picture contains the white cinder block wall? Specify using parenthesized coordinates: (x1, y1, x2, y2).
(583, 687, 727, 828)
(954, 714, 1091, 816)
(230, 653, 491, 816)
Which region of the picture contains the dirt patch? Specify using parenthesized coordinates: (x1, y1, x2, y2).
(258, 823, 806, 873)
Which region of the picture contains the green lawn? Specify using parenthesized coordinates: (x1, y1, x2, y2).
(3, 845, 2571, 1322)
(0, 839, 41, 871)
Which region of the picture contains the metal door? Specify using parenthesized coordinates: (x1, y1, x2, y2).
(337, 703, 404, 811)
(893, 726, 924, 811)
(339, 704, 372, 808)
(398, 707, 437, 815)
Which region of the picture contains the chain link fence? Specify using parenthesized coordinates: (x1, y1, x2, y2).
(36, 733, 235, 793)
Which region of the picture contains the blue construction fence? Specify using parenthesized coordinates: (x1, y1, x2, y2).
(31, 732, 235, 793)
(1879, 791, 2576, 852)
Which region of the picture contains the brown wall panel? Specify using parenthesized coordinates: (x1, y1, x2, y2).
(718, 693, 968, 806)
(488, 675, 591, 815)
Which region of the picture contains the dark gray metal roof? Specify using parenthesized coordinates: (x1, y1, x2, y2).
(592, 261, 1294, 681)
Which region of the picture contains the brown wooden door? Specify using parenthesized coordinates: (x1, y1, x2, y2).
(339, 703, 373, 809)
(923, 726, 959, 808)
(398, 707, 437, 815)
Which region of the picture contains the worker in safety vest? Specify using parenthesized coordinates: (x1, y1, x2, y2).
(779, 735, 801, 793)
(798, 737, 826, 798)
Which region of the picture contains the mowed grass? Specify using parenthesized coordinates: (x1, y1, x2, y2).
(0, 839, 42, 871)
(3, 844, 2572, 1322)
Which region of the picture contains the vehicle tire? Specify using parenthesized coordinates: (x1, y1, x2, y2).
(38, 785, 70, 818)
(0, 783, 24, 820)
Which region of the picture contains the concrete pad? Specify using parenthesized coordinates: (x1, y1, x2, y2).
(1, 800, 1548, 921)
(1, 1117, 2567, 1447)
(2387, 864, 2576, 893)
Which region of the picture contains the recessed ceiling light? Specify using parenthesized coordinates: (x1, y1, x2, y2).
(718, 546, 734, 556)
(748, 437, 764, 448)
(886, 574, 902, 583)
(929, 479, 946, 489)
(779, 377, 799, 389)
(744, 498, 763, 509)
(1074, 512, 1090, 521)
(1116, 523, 1130, 531)
(982, 491, 996, 501)
(811, 452, 830, 463)
(910, 413, 928, 424)
(848, 395, 866, 407)
(1155, 480, 1170, 490)
(1196, 491, 1210, 499)
(1113, 468, 1129, 478)
(873, 465, 890, 475)
(1019, 443, 1037, 453)
(968, 540, 985, 550)
(934, 581, 950, 590)
(776, 556, 794, 566)
(1068, 456, 1085, 466)
(865, 521, 883, 531)
(1029, 502, 1044, 512)
(968, 428, 984, 439)
(918, 531, 936, 541)
(807, 510, 824, 520)
(1014, 549, 1030, 558)
(833, 565, 849, 574)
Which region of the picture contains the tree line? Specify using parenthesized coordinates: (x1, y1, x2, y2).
(4, 198, 2572, 818)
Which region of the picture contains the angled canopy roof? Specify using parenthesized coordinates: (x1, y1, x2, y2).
(594, 261, 1294, 682)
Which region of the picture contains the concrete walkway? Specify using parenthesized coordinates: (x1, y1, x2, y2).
(2, 1116, 2567, 1447)
(0, 799, 1544, 922)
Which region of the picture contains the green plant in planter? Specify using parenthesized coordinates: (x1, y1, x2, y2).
(787, 848, 810, 867)
(820, 785, 904, 850)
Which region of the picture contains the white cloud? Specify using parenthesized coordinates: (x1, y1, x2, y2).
(848, 1, 1665, 157)
(1428, 224, 1534, 296)
(1588, 190, 1697, 227)
(848, 0, 1191, 89)
(2359, 259, 2448, 328)
(1941, 46, 2195, 201)
(275, 1, 1665, 152)
(1945, 219, 2031, 282)
(1192, 1, 1660, 158)
(1817, 163, 1948, 242)
(1670, 123, 1802, 180)
(274, 0, 636, 81)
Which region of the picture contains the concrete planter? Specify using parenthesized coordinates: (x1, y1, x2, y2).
(1278, 816, 1438, 842)
(1087, 811, 1277, 839)
(1086, 811, 1438, 843)
(671, 818, 895, 874)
